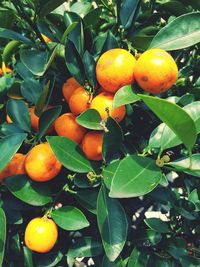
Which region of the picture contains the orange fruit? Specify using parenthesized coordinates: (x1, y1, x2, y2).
(69, 87, 91, 115)
(0, 66, 12, 75)
(25, 142, 62, 182)
(54, 113, 86, 143)
(134, 48, 178, 94)
(0, 153, 26, 181)
(41, 33, 52, 43)
(96, 48, 136, 93)
(24, 217, 58, 253)
(62, 77, 81, 103)
(90, 92, 126, 122)
(81, 131, 103, 161)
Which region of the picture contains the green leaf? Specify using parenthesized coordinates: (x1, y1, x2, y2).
(110, 155, 162, 198)
(0, 208, 6, 266)
(180, 255, 200, 267)
(39, 0, 67, 17)
(120, 0, 141, 30)
(149, 12, 200, 50)
(103, 160, 120, 190)
(84, 7, 102, 27)
(37, 106, 62, 140)
(20, 49, 49, 76)
(0, 133, 27, 172)
(144, 218, 171, 233)
(34, 250, 63, 267)
(128, 248, 149, 267)
(67, 237, 103, 267)
(21, 78, 43, 104)
(23, 246, 34, 267)
(101, 31, 119, 54)
(113, 85, 140, 109)
(4, 175, 52, 206)
(83, 51, 97, 87)
(139, 95, 197, 152)
(76, 109, 103, 130)
(102, 117, 123, 163)
(47, 136, 93, 173)
(97, 185, 128, 261)
(0, 28, 32, 45)
(6, 99, 31, 132)
(52, 206, 89, 231)
(102, 255, 125, 267)
(2, 40, 21, 63)
(75, 189, 98, 214)
(149, 101, 200, 150)
(70, 1, 92, 17)
(167, 154, 200, 177)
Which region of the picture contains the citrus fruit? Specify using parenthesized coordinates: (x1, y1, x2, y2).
(0, 66, 12, 75)
(134, 48, 178, 94)
(0, 153, 26, 181)
(96, 48, 136, 93)
(90, 92, 126, 122)
(62, 77, 81, 103)
(25, 142, 62, 182)
(81, 131, 103, 161)
(41, 33, 52, 43)
(54, 113, 86, 143)
(24, 217, 58, 253)
(69, 87, 91, 115)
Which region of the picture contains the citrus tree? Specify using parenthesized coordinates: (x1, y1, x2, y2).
(0, 0, 200, 266)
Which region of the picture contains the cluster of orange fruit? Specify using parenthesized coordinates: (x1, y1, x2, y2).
(0, 47, 178, 253)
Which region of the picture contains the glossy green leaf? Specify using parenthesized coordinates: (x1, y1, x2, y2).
(135, 229, 162, 246)
(149, 12, 200, 50)
(75, 189, 98, 214)
(84, 7, 102, 27)
(102, 255, 125, 267)
(97, 185, 128, 261)
(60, 22, 78, 44)
(21, 78, 43, 104)
(128, 248, 148, 267)
(70, 1, 92, 17)
(103, 117, 123, 163)
(83, 51, 97, 87)
(139, 95, 197, 152)
(166, 154, 200, 177)
(0, 123, 25, 136)
(23, 246, 34, 267)
(16, 61, 34, 80)
(120, 0, 141, 30)
(0, 133, 27, 172)
(0, 28, 32, 45)
(37, 106, 62, 140)
(39, 0, 66, 17)
(52, 206, 89, 231)
(144, 218, 171, 233)
(110, 155, 161, 198)
(0, 208, 6, 266)
(2, 40, 21, 63)
(6, 99, 31, 132)
(34, 250, 63, 267)
(0, 74, 14, 95)
(149, 101, 200, 150)
(113, 85, 140, 109)
(67, 237, 103, 267)
(76, 109, 102, 130)
(20, 49, 49, 76)
(47, 136, 93, 173)
(101, 31, 119, 54)
(4, 175, 52, 206)
(103, 160, 120, 190)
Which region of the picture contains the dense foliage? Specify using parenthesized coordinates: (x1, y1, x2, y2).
(0, 0, 200, 266)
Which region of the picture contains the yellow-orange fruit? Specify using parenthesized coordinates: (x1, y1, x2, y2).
(96, 48, 136, 93)
(69, 87, 91, 115)
(81, 131, 103, 161)
(54, 113, 86, 143)
(25, 143, 62, 182)
(0, 153, 26, 181)
(41, 33, 52, 43)
(90, 92, 126, 122)
(62, 77, 81, 103)
(134, 48, 178, 94)
(24, 217, 58, 253)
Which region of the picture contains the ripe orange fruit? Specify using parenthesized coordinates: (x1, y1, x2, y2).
(134, 48, 178, 94)
(90, 92, 126, 122)
(41, 33, 52, 43)
(69, 87, 91, 115)
(81, 131, 103, 161)
(0, 153, 26, 181)
(62, 77, 81, 103)
(25, 142, 62, 182)
(96, 48, 136, 93)
(54, 113, 86, 143)
(24, 217, 58, 253)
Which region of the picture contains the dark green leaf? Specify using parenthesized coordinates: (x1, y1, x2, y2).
(110, 155, 162, 198)
(0, 208, 6, 266)
(0, 133, 27, 172)
(0, 28, 32, 45)
(6, 99, 31, 132)
(4, 175, 52, 206)
(149, 12, 200, 50)
(103, 160, 120, 190)
(70, 1, 92, 16)
(76, 109, 103, 130)
(97, 185, 128, 261)
(113, 85, 140, 109)
(34, 250, 63, 267)
(47, 136, 93, 173)
(21, 78, 43, 104)
(39, 0, 67, 17)
(120, 0, 141, 30)
(75, 189, 98, 214)
(144, 218, 171, 233)
(23, 246, 34, 267)
(139, 95, 197, 152)
(83, 51, 97, 87)
(84, 7, 102, 27)
(52, 206, 89, 231)
(101, 31, 119, 54)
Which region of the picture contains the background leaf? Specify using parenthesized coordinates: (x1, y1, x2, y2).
(0, 208, 6, 266)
